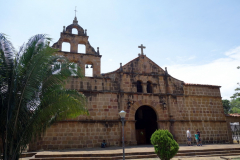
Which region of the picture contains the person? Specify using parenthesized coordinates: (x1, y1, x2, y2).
(195, 131, 199, 146)
(196, 129, 202, 146)
(101, 140, 107, 148)
(186, 128, 191, 146)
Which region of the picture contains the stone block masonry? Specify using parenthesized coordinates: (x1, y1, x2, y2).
(29, 16, 230, 151)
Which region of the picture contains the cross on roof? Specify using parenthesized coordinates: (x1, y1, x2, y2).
(138, 44, 146, 55)
(74, 6, 77, 17)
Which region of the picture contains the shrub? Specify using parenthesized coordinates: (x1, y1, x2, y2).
(151, 129, 179, 160)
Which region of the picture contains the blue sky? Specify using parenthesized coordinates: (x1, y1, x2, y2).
(1, 0, 240, 99)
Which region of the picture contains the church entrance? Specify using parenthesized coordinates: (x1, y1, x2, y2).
(135, 105, 158, 144)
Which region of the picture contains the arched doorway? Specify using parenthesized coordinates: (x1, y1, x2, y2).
(135, 105, 158, 144)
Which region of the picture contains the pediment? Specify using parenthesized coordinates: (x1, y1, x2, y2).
(120, 55, 165, 75)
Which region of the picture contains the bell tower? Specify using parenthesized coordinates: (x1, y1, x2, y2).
(52, 14, 101, 77)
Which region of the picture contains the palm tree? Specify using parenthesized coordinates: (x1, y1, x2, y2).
(0, 33, 88, 160)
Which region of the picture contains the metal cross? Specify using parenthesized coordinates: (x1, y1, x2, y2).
(74, 6, 77, 17)
(138, 44, 146, 55)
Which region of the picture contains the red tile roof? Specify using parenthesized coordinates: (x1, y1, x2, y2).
(227, 113, 240, 117)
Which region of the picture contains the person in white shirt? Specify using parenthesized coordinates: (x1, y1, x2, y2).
(186, 128, 191, 146)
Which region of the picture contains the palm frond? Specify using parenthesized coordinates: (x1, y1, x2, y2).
(0, 34, 87, 160)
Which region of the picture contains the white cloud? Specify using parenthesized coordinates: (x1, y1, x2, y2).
(225, 46, 240, 56)
(188, 55, 196, 60)
(167, 46, 240, 100)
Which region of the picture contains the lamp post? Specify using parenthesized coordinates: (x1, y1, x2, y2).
(119, 110, 126, 160)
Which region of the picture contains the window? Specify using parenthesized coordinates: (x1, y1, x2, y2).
(137, 81, 142, 93)
(147, 81, 152, 93)
(61, 42, 70, 52)
(85, 63, 93, 77)
(78, 44, 85, 53)
(72, 28, 78, 34)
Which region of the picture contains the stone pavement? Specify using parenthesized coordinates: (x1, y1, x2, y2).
(130, 157, 240, 160)
(30, 144, 240, 155)
(20, 144, 240, 160)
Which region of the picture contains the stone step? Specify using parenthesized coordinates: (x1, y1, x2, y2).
(29, 152, 240, 160)
(20, 152, 36, 158)
(30, 148, 240, 159)
(34, 148, 240, 158)
(35, 152, 155, 158)
(177, 150, 240, 156)
(178, 147, 240, 153)
(31, 154, 158, 160)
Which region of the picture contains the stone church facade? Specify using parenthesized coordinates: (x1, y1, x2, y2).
(30, 17, 230, 150)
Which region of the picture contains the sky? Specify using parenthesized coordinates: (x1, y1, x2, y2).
(1, 0, 240, 99)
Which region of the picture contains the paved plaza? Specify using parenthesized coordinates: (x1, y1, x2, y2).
(19, 144, 240, 160)
(31, 144, 240, 155)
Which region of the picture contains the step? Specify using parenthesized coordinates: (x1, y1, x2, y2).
(35, 152, 155, 158)
(35, 147, 240, 158)
(178, 147, 240, 153)
(29, 147, 240, 159)
(31, 154, 158, 160)
(30, 152, 240, 160)
(176, 150, 240, 156)
(20, 152, 36, 158)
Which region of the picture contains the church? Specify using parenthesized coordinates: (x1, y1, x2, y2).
(30, 16, 230, 150)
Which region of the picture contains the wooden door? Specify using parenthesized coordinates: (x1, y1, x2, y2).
(136, 129, 146, 144)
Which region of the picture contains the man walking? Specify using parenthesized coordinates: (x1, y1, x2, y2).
(186, 128, 191, 146)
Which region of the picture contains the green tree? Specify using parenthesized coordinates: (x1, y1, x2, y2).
(151, 130, 179, 160)
(227, 66, 240, 114)
(222, 99, 231, 114)
(0, 33, 88, 160)
(229, 98, 240, 113)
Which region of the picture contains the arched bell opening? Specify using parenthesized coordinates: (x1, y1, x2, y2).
(135, 105, 158, 144)
(85, 61, 93, 77)
(61, 42, 71, 52)
(72, 28, 78, 35)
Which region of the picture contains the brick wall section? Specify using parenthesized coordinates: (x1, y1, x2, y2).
(29, 122, 121, 151)
(174, 122, 229, 144)
(184, 85, 221, 97)
(172, 96, 225, 121)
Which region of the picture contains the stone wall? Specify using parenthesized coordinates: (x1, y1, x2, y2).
(29, 79, 231, 150)
(29, 121, 121, 151)
(174, 121, 229, 144)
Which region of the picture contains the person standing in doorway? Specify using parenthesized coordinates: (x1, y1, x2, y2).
(196, 129, 202, 146)
(186, 128, 191, 146)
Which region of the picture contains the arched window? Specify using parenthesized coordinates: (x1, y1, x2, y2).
(61, 42, 70, 52)
(78, 44, 85, 53)
(85, 62, 93, 77)
(147, 81, 152, 93)
(137, 81, 142, 93)
(72, 28, 78, 34)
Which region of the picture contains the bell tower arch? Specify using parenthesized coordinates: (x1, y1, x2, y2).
(52, 15, 102, 76)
